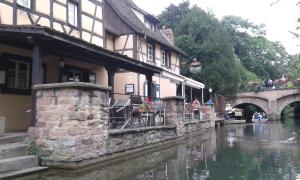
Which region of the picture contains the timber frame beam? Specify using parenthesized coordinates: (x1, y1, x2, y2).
(0, 26, 162, 75)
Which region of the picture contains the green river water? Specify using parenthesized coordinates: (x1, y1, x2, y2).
(20, 119, 300, 180)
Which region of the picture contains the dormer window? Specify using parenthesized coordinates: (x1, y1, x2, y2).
(145, 20, 155, 31)
(68, 1, 78, 27)
(147, 44, 153, 61)
(17, 0, 31, 8)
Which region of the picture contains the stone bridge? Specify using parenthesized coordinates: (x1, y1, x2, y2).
(230, 88, 300, 120)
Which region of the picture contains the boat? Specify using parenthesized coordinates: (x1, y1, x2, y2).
(252, 112, 269, 123)
(252, 118, 269, 123)
(224, 106, 246, 124)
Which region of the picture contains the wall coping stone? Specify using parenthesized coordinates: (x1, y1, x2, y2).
(161, 96, 184, 101)
(184, 120, 210, 126)
(33, 82, 112, 91)
(109, 125, 176, 136)
(0, 117, 4, 136)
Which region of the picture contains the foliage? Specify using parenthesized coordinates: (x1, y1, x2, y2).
(222, 15, 290, 81)
(25, 140, 42, 163)
(158, 1, 293, 97)
(287, 54, 300, 79)
(139, 98, 155, 112)
(236, 59, 258, 91)
(157, 1, 190, 30)
(159, 4, 240, 97)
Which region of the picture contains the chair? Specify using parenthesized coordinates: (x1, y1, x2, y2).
(130, 95, 143, 127)
(184, 102, 193, 121)
(109, 99, 131, 129)
(154, 102, 165, 126)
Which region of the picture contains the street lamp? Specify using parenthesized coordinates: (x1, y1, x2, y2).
(209, 87, 212, 100)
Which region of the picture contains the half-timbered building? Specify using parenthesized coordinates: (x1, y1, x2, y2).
(0, 0, 162, 132)
(103, 0, 204, 99)
(0, 0, 204, 132)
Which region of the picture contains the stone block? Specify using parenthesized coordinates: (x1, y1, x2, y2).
(0, 117, 5, 137)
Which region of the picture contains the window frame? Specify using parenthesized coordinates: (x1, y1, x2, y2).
(147, 43, 154, 62)
(67, 0, 79, 27)
(0, 53, 32, 95)
(161, 50, 166, 66)
(161, 49, 170, 68)
(7, 60, 30, 90)
(155, 84, 160, 98)
(144, 18, 155, 31)
(60, 65, 91, 83)
(16, 0, 31, 9)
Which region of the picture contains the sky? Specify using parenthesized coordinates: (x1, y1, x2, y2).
(133, 0, 300, 55)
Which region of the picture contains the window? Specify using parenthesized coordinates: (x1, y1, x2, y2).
(144, 81, 148, 97)
(17, 0, 31, 8)
(62, 69, 83, 82)
(7, 60, 30, 89)
(155, 84, 160, 98)
(61, 65, 92, 83)
(68, 1, 78, 27)
(144, 81, 159, 98)
(147, 44, 153, 61)
(161, 49, 170, 67)
(145, 20, 155, 31)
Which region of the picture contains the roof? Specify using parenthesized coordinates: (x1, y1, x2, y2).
(105, 0, 186, 55)
(125, 0, 160, 24)
(0, 25, 162, 75)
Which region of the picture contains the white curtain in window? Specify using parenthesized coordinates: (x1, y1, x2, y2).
(17, 0, 30, 8)
(68, 2, 78, 26)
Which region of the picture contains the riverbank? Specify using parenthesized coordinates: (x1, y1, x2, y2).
(41, 119, 216, 169)
(27, 84, 218, 169)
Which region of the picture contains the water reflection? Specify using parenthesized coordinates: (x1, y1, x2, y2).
(20, 121, 300, 180)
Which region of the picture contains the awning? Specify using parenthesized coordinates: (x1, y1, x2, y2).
(160, 69, 185, 84)
(160, 68, 205, 89)
(185, 77, 205, 89)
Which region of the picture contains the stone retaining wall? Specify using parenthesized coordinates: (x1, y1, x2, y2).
(184, 120, 215, 134)
(162, 96, 185, 136)
(28, 82, 111, 162)
(28, 83, 217, 168)
(107, 126, 177, 154)
(162, 97, 217, 136)
(0, 117, 4, 136)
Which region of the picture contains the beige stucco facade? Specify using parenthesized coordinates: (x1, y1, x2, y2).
(114, 71, 178, 99)
(112, 34, 181, 98)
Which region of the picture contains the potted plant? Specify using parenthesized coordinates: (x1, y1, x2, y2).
(139, 98, 155, 113)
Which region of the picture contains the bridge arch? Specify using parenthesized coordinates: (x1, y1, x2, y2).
(230, 97, 270, 115)
(277, 93, 300, 116)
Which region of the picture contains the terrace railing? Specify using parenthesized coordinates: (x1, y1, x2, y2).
(108, 93, 166, 129)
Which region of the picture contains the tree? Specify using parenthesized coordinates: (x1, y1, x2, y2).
(222, 16, 290, 80)
(159, 6, 240, 97)
(157, 1, 190, 30)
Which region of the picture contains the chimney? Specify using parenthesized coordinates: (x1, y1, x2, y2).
(160, 28, 174, 45)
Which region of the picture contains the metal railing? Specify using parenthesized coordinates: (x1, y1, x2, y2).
(108, 93, 166, 129)
(184, 102, 204, 122)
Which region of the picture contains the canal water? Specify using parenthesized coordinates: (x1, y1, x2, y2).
(22, 120, 300, 180)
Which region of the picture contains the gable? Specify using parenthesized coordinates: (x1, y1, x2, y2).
(103, 0, 135, 35)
